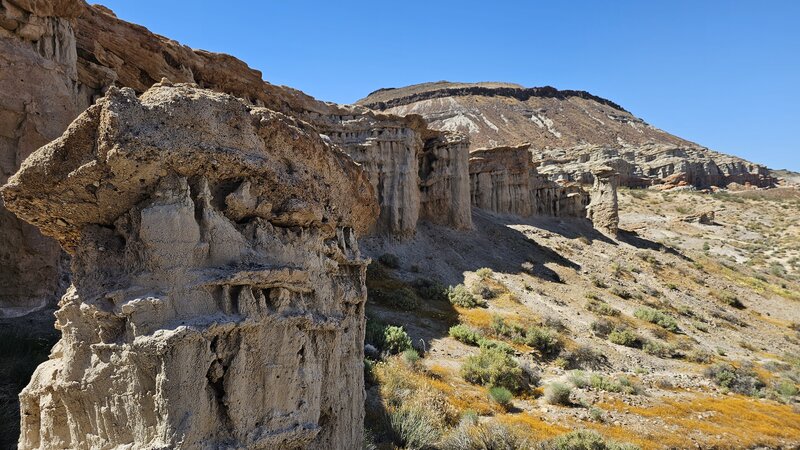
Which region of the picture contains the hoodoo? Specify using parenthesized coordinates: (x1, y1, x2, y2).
(1, 84, 377, 449)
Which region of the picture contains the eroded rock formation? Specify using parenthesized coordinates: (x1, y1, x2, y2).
(357, 82, 775, 189)
(1, 84, 377, 449)
(587, 167, 620, 235)
(469, 144, 587, 218)
(0, 0, 87, 316)
(419, 131, 472, 229)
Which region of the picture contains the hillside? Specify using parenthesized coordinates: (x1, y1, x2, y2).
(360, 187, 800, 449)
(357, 82, 774, 188)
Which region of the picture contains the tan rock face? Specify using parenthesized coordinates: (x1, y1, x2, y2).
(0, 0, 88, 316)
(419, 131, 472, 229)
(587, 168, 620, 235)
(469, 144, 588, 218)
(2, 84, 377, 449)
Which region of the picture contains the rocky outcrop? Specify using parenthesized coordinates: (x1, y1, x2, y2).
(587, 167, 620, 235)
(469, 144, 587, 218)
(419, 131, 472, 229)
(1, 84, 377, 449)
(356, 82, 775, 189)
(302, 108, 472, 235)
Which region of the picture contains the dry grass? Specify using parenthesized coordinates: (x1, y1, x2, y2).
(599, 392, 800, 449)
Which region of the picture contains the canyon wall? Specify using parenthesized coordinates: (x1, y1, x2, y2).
(0, 0, 88, 316)
(1, 84, 377, 450)
(419, 131, 472, 229)
(469, 144, 588, 219)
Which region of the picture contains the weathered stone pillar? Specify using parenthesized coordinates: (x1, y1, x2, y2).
(2, 84, 377, 449)
(587, 167, 620, 235)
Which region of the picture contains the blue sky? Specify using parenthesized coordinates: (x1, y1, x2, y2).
(99, 1, 798, 171)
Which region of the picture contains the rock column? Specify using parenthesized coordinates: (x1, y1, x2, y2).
(587, 167, 620, 235)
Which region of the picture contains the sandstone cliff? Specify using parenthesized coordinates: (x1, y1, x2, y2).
(2, 84, 377, 449)
(356, 82, 775, 189)
(469, 144, 588, 219)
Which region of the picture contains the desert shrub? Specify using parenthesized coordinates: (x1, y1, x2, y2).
(643, 340, 675, 358)
(448, 284, 485, 308)
(402, 348, 421, 368)
(478, 339, 516, 356)
(705, 362, 766, 396)
(476, 267, 494, 279)
(686, 348, 713, 364)
(472, 283, 500, 300)
(544, 382, 572, 405)
(590, 276, 608, 288)
(774, 379, 799, 400)
(591, 319, 614, 338)
(586, 299, 620, 317)
(634, 307, 679, 332)
(491, 315, 522, 338)
(589, 407, 605, 422)
(608, 328, 641, 348)
(442, 420, 531, 450)
(568, 370, 589, 388)
(588, 374, 641, 395)
(364, 358, 377, 385)
(449, 324, 483, 346)
(562, 345, 606, 370)
(488, 386, 513, 409)
(524, 326, 562, 358)
(461, 347, 525, 393)
(370, 286, 419, 311)
(718, 291, 745, 309)
(365, 317, 387, 350)
(610, 286, 632, 299)
(378, 253, 400, 269)
(692, 320, 709, 332)
(389, 402, 443, 449)
(549, 429, 640, 450)
(412, 278, 448, 302)
(383, 326, 412, 355)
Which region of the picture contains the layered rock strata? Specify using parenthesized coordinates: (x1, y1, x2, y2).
(587, 167, 620, 235)
(469, 144, 588, 218)
(1, 84, 377, 449)
(356, 82, 775, 189)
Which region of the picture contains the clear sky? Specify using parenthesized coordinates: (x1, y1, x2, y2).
(98, 1, 799, 171)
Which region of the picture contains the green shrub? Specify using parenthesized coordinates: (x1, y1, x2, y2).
(586, 299, 620, 317)
(448, 284, 485, 308)
(544, 382, 572, 405)
(472, 283, 500, 300)
(449, 324, 483, 346)
(383, 326, 412, 355)
(412, 278, 448, 302)
(705, 362, 766, 396)
(587, 374, 641, 395)
(365, 317, 386, 349)
(643, 340, 675, 358)
(591, 319, 614, 338)
(369, 286, 419, 311)
(608, 329, 640, 348)
(478, 338, 516, 356)
(488, 386, 513, 409)
(378, 253, 400, 268)
(634, 307, 679, 332)
(402, 348, 421, 368)
(686, 348, 713, 364)
(524, 326, 562, 358)
(549, 429, 640, 450)
(568, 370, 589, 388)
(590, 276, 608, 288)
(461, 347, 525, 393)
(442, 421, 531, 450)
(389, 403, 443, 449)
(476, 267, 494, 279)
(718, 291, 745, 309)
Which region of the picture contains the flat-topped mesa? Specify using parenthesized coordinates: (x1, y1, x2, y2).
(587, 167, 620, 236)
(1, 84, 377, 450)
(303, 107, 472, 235)
(469, 143, 588, 218)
